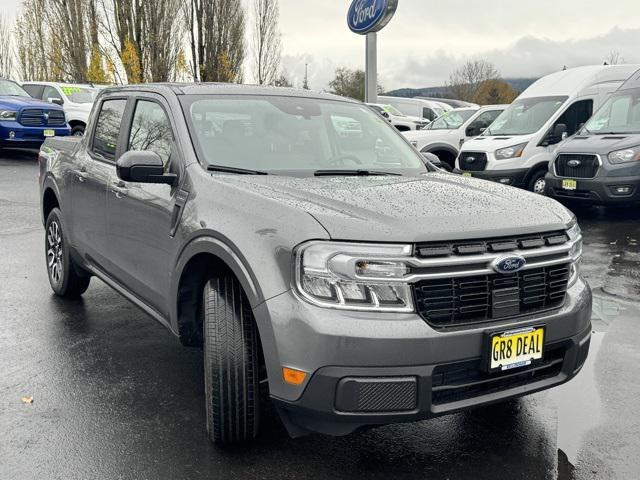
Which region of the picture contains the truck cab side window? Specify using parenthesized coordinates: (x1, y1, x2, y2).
(127, 100, 173, 170)
(92, 99, 127, 160)
(422, 108, 436, 121)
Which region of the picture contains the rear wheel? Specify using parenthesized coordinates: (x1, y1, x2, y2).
(528, 170, 547, 194)
(203, 277, 260, 445)
(45, 208, 90, 297)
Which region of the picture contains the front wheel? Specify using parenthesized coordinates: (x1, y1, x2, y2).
(528, 170, 547, 194)
(45, 208, 90, 297)
(71, 125, 85, 137)
(203, 277, 260, 445)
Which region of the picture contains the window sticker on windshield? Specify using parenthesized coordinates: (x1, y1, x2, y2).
(61, 87, 81, 95)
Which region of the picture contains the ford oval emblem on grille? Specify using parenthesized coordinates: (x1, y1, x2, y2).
(492, 255, 526, 274)
(466, 156, 476, 163)
(567, 159, 582, 167)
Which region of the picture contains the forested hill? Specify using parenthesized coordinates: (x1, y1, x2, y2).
(384, 78, 538, 98)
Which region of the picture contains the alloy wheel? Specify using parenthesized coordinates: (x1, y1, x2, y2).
(47, 220, 63, 285)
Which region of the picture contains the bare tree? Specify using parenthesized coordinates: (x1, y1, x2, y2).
(46, 0, 91, 81)
(604, 50, 625, 65)
(447, 59, 500, 102)
(185, 0, 246, 83)
(0, 13, 14, 78)
(15, 0, 51, 81)
(252, 0, 281, 85)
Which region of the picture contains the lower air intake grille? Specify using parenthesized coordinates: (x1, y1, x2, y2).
(414, 264, 570, 328)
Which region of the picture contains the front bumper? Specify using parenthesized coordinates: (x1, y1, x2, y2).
(255, 278, 592, 437)
(453, 167, 529, 187)
(545, 172, 640, 205)
(0, 122, 71, 148)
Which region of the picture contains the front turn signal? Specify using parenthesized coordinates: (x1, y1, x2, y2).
(282, 367, 307, 385)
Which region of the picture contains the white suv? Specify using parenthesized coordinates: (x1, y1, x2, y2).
(22, 82, 101, 136)
(366, 103, 429, 131)
(403, 105, 507, 171)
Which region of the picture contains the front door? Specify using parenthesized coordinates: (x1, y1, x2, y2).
(105, 95, 182, 315)
(68, 98, 127, 268)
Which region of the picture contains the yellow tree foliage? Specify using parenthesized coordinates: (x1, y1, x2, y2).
(121, 38, 142, 84)
(473, 79, 519, 105)
(175, 49, 189, 81)
(87, 45, 109, 84)
(50, 37, 65, 81)
(217, 52, 236, 83)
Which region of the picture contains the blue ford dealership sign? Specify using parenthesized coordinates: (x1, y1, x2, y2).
(348, 0, 398, 35)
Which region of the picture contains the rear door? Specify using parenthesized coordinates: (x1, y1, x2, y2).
(104, 93, 184, 315)
(68, 96, 128, 269)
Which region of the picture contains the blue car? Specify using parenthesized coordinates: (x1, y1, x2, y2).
(0, 77, 71, 150)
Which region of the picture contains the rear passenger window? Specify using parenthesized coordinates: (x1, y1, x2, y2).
(128, 100, 173, 169)
(92, 99, 127, 160)
(23, 84, 44, 99)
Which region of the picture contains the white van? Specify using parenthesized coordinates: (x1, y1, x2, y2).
(455, 65, 640, 193)
(379, 96, 451, 123)
(403, 105, 507, 170)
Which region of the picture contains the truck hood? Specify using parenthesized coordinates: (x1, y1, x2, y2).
(461, 134, 533, 152)
(0, 95, 64, 111)
(557, 134, 640, 156)
(214, 173, 573, 242)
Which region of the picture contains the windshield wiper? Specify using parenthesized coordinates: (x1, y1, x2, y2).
(207, 165, 269, 175)
(314, 169, 402, 177)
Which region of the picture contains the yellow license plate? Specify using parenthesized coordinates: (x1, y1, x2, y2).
(489, 327, 544, 371)
(562, 179, 577, 190)
(43, 129, 55, 137)
(462, 172, 472, 177)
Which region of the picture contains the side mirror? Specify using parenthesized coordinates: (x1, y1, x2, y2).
(465, 125, 479, 137)
(48, 97, 64, 106)
(381, 111, 390, 118)
(116, 151, 176, 185)
(421, 152, 442, 168)
(552, 123, 568, 142)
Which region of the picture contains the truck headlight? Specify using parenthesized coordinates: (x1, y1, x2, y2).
(0, 110, 18, 121)
(295, 241, 414, 312)
(566, 221, 582, 287)
(608, 146, 640, 164)
(495, 142, 528, 160)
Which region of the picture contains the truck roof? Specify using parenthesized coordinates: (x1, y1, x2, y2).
(99, 83, 356, 103)
(520, 65, 640, 98)
(618, 68, 640, 91)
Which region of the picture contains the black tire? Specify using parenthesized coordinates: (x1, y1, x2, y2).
(45, 208, 90, 297)
(203, 277, 260, 445)
(70, 125, 85, 137)
(528, 170, 547, 194)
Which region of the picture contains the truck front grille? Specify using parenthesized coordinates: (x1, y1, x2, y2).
(554, 154, 599, 178)
(458, 152, 487, 171)
(414, 264, 570, 328)
(431, 342, 567, 405)
(19, 109, 66, 127)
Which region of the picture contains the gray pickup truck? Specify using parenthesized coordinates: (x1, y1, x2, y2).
(39, 84, 592, 445)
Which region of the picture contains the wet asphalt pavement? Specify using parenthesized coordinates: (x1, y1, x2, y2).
(1, 149, 639, 480)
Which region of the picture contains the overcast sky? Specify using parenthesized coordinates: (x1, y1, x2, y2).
(3, 0, 640, 90)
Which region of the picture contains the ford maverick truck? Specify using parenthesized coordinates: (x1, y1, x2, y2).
(39, 84, 592, 445)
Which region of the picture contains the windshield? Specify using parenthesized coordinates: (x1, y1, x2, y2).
(61, 86, 98, 104)
(182, 95, 426, 175)
(486, 96, 568, 135)
(429, 109, 475, 130)
(0, 79, 30, 97)
(582, 88, 640, 135)
(382, 104, 405, 117)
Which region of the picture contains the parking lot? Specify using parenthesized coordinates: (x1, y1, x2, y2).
(1, 149, 639, 480)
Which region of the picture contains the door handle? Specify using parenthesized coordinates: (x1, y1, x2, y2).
(74, 171, 88, 183)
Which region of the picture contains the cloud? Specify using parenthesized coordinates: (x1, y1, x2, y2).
(381, 26, 640, 90)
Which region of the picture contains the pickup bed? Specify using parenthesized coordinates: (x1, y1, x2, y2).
(39, 83, 592, 445)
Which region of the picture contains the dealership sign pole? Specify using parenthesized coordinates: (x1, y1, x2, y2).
(347, 0, 398, 103)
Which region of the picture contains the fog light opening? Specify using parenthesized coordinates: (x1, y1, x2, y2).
(611, 185, 633, 196)
(9, 131, 15, 139)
